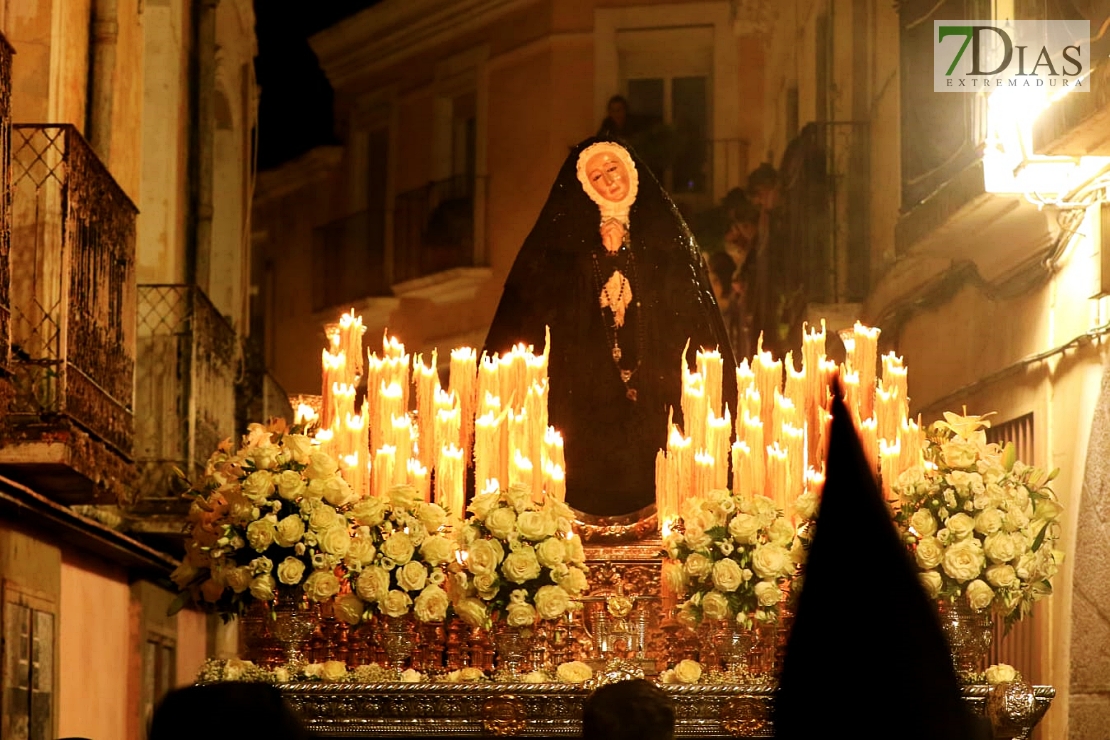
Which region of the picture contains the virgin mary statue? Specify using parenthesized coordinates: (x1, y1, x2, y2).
(483, 137, 737, 517)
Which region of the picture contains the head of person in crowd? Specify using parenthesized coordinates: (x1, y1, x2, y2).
(747, 163, 779, 211)
(704, 249, 737, 309)
(582, 679, 675, 740)
(149, 683, 314, 740)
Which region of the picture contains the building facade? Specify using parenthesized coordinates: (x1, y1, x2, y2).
(0, 1, 257, 737)
(251, 0, 765, 395)
(757, 0, 1110, 738)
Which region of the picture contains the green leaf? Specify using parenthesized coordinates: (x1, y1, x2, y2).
(1002, 442, 1017, 472)
(167, 591, 191, 617)
(1031, 522, 1047, 553)
(1046, 467, 1060, 483)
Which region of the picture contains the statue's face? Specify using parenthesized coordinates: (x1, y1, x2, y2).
(584, 151, 631, 203)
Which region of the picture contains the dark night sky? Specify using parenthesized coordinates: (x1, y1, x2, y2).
(253, 0, 383, 172)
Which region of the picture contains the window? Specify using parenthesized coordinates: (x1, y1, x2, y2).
(1, 586, 54, 740)
(985, 413, 1044, 686)
(617, 27, 713, 200)
(141, 633, 176, 737)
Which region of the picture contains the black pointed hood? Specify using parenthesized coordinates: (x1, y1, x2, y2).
(773, 388, 983, 740)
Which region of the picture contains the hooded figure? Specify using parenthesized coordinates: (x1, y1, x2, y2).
(774, 386, 988, 740)
(484, 137, 736, 517)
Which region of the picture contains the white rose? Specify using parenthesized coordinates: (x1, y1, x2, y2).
(485, 507, 518, 540)
(700, 591, 731, 621)
(303, 570, 341, 602)
(985, 564, 1017, 589)
(454, 597, 490, 628)
(517, 511, 557, 540)
(307, 503, 341, 532)
(416, 503, 448, 533)
(748, 495, 778, 526)
(272, 667, 291, 684)
(521, 670, 547, 684)
(673, 659, 702, 684)
(534, 584, 570, 620)
(466, 539, 504, 577)
(942, 440, 978, 469)
(397, 561, 428, 592)
(349, 498, 386, 527)
(555, 661, 592, 683)
(306, 452, 339, 480)
(420, 535, 454, 567)
(226, 566, 253, 593)
(974, 508, 1003, 535)
(684, 525, 712, 551)
(768, 518, 795, 547)
(685, 552, 712, 580)
(751, 544, 792, 579)
(915, 537, 945, 571)
(322, 477, 355, 508)
(728, 513, 760, 544)
(319, 526, 351, 557)
(333, 593, 365, 625)
(355, 566, 391, 602)
(400, 668, 422, 683)
(535, 538, 567, 568)
(502, 547, 542, 584)
(919, 571, 943, 600)
(389, 484, 423, 510)
(505, 483, 532, 512)
(274, 515, 306, 548)
(946, 513, 976, 540)
(413, 585, 450, 622)
(381, 532, 415, 565)
(276, 557, 306, 586)
(943, 539, 986, 582)
(246, 519, 276, 552)
(966, 579, 995, 610)
(711, 558, 744, 592)
(223, 657, 255, 681)
(346, 536, 376, 567)
(320, 660, 347, 681)
(249, 573, 276, 601)
(283, 434, 314, 464)
(505, 602, 537, 627)
(242, 471, 275, 499)
(793, 490, 818, 520)
(1003, 507, 1030, 533)
(753, 580, 781, 607)
(379, 589, 413, 618)
(275, 470, 307, 500)
(910, 510, 938, 538)
(468, 491, 500, 520)
(565, 534, 585, 564)
(663, 561, 688, 596)
(553, 565, 589, 595)
(984, 532, 1018, 564)
(985, 663, 1018, 685)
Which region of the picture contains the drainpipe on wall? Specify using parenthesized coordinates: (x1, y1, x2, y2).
(194, 0, 219, 295)
(88, 0, 119, 162)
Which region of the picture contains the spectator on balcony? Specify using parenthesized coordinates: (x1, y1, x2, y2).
(484, 136, 736, 518)
(724, 194, 760, 275)
(597, 95, 646, 140)
(747, 162, 780, 212)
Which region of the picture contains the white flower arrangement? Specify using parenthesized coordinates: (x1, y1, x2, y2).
(196, 658, 422, 685)
(658, 659, 703, 684)
(894, 413, 1064, 628)
(663, 489, 797, 630)
(171, 420, 359, 619)
(450, 483, 589, 629)
(345, 483, 455, 624)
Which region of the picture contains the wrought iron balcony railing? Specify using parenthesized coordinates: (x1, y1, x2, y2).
(0, 36, 12, 375)
(393, 174, 483, 284)
(135, 284, 238, 503)
(4, 124, 138, 457)
(311, 208, 389, 313)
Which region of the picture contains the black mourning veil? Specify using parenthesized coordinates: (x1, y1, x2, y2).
(483, 136, 737, 516)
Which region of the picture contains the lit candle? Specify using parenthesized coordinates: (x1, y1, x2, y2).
(436, 444, 465, 515)
(853, 323, 881, 420)
(655, 450, 669, 528)
(364, 354, 384, 449)
(693, 451, 715, 498)
(731, 440, 753, 496)
(314, 427, 335, 462)
(736, 358, 756, 398)
(707, 408, 732, 491)
(450, 347, 478, 466)
(754, 334, 782, 432)
(294, 401, 319, 431)
(879, 438, 901, 502)
(798, 467, 825, 522)
(784, 351, 807, 419)
(782, 422, 805, 508)
(766, 443, 789, 512)
(408, 458, 431, 502)
(773, 390, 798, 440)
(341, 451, 368, 499)
(474, 412, 501, 493)
(383, 332, 405, 360)
(543, 461, 566, 502)
(859, 416, 879, 476)
(741, 411, 766, 495)
(414, 351, 439, 469)
(509, 449, 534, 490)
(338, 312, 366, 382)
(696, 348, 724, 417)
(681, 378, 707, 453)
(373, 445, 397, 499)
(392, 415, 413, 482)
(841, 369, 861, 423)
(666, 427, 692, 519)
(478, 353, 500, 415)
(321, 350, 345, 430)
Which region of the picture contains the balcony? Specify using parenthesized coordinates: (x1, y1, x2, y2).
(0, 36, 12, 377)
(311, 208, 390, 313)
(0, 124, 138, 505)
(391, 174, 490, 301)
(756, 121, 870, 354)
(130, 285, 237, 527)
